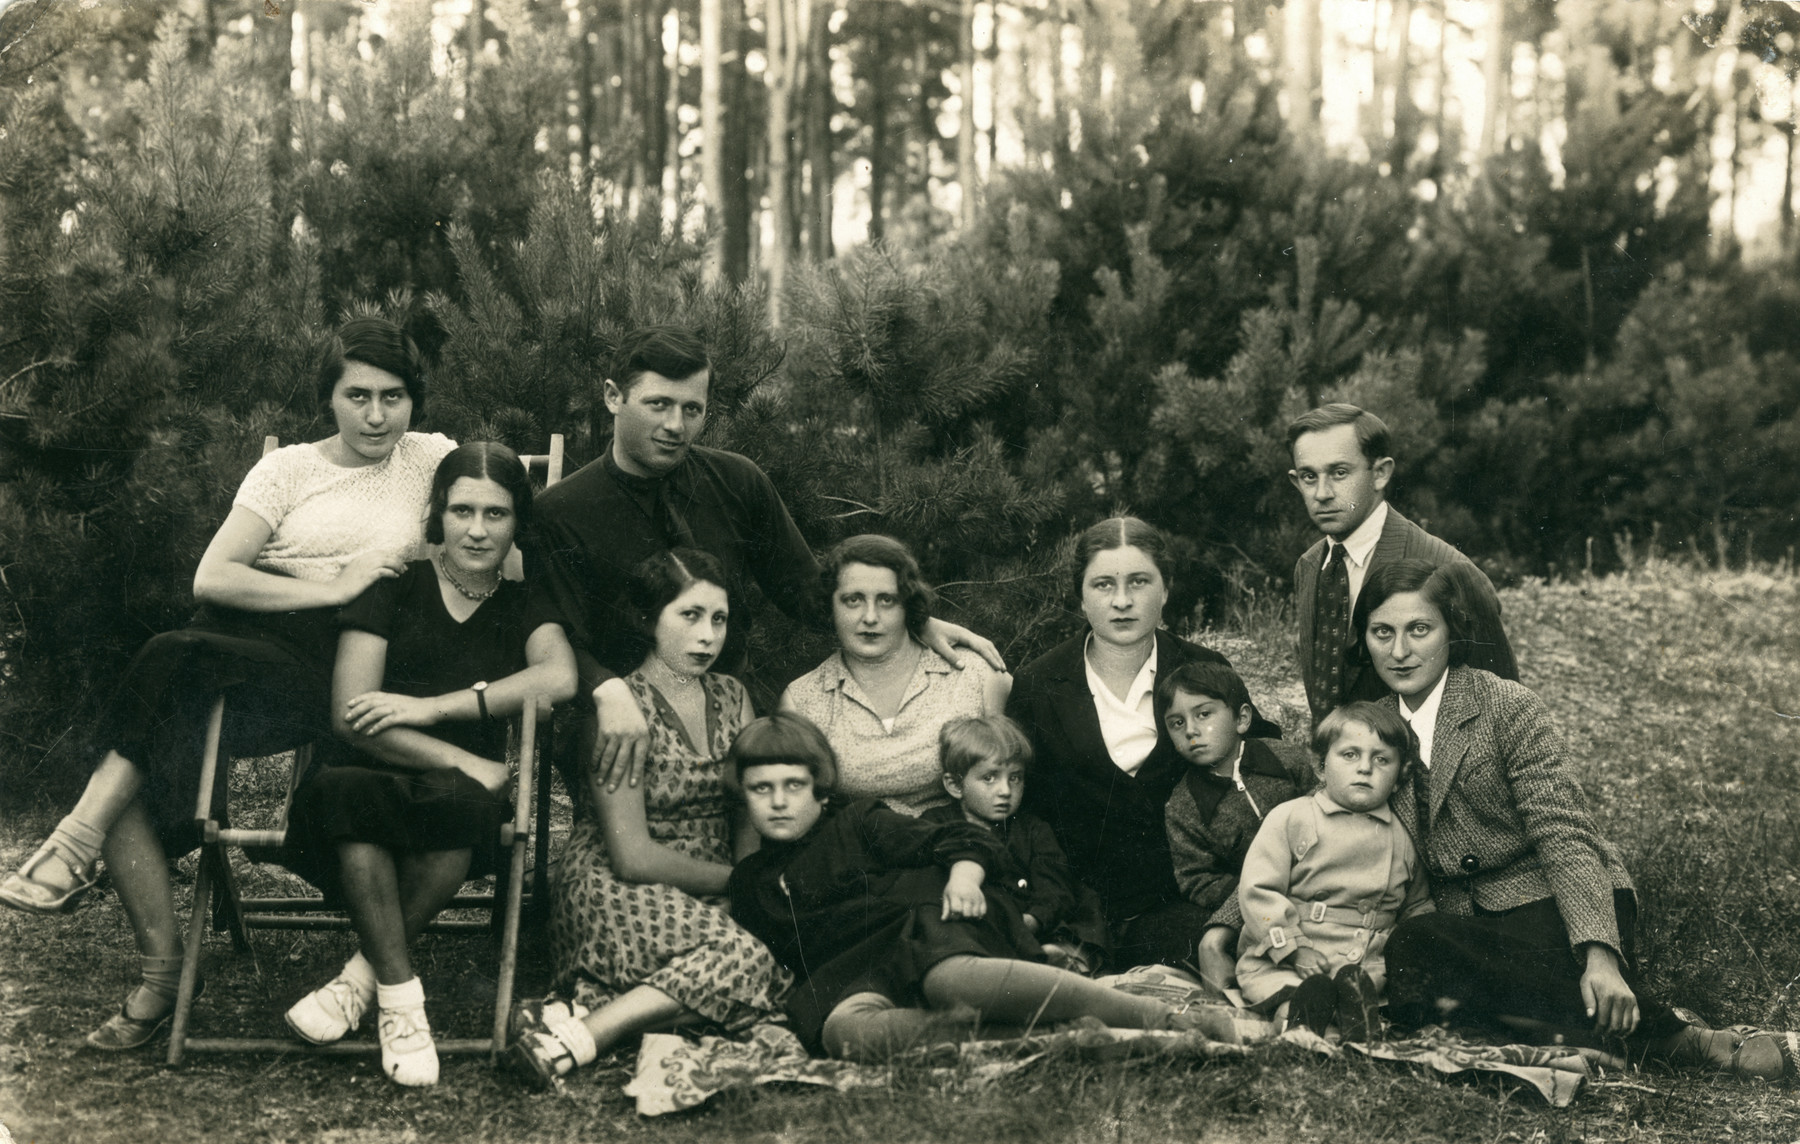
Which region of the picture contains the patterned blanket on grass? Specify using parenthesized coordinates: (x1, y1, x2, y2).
(621, 969, 1617, 1116)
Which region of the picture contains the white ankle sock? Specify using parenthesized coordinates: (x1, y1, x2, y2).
(544, 1008, 599, 1066)
(341, 953, 378, 997)
(376, 977, 426, 1012)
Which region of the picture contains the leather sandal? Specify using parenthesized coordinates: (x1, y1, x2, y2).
(86, 977, 204, 1052)
(0, 844, 97, 915)
(507, 1028, 578, 1091)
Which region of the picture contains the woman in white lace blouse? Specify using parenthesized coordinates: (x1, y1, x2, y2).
(0, 317, 456, 1052)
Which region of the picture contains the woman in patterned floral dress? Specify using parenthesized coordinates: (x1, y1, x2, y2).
(509, 547, 789, 1088)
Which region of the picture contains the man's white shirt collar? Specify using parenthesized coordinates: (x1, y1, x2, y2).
(1326, 499, 1389, 605)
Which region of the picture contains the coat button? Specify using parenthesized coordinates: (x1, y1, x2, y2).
(1460, 854, 1481, 875)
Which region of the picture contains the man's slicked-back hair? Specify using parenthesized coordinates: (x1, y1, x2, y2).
(611, 325, 711, 394)
(1286, 403, 1392, 465)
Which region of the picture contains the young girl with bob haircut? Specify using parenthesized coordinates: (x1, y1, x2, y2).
(726, 712, 1231, 1061)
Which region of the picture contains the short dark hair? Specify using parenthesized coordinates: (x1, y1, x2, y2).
(1351, 557, 1478, 670)
(727, 712, 839, 797)
(1071, 516, 1175, 602)
(317, 316, 428, 416)
(938, 714, 1033, 783)
(820, 534, 935, 641)
(611, 325, 710, 394)
(424, 442, 533, 545)
(624, 547, 733, 661)
(1154, 661, 1252, 726)
(1312, 700, 1417, 781)
(1286, 403, 1391, 465)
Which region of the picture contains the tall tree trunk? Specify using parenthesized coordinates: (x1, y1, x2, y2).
(958, 0, 977, 227)
(466, 0, 482, 111)
(1478, 0, 1507, 160)
(868, 23, 890, 245)
(1430, 0, 1449, 178)
(702, 0, 725, 280)
(622, 0, 645, 211)
(915, 40, 934, 199)
(1388, 0, 1416, 172)
(577, 0, 596, 187)
(806, 3, 833, 259)
(722, 0, 751, 282)
(1784, 95, 1796, 255)
(265, 1, 293, 268)
(766, 0, 807, 325)
(984, 1, 999, 171)
(664, 4, 681, 225)
(1283, 0, 1322, 143)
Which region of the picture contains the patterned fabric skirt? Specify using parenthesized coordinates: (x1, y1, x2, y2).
(548, 828, 790, 1033)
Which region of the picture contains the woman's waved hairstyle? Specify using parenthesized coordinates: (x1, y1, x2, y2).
(1071, 516, 1175, 601)
(1311, 700, 1418, 783)
(820, 534, 935, 640)
(624, 548, 732, 659)
(1350, 557, 1477, 670)
(726, 712, 839, 798)
(316, 316, 428, 416)
(425, 442, 532, 545)
(938, 714, 1034, 783)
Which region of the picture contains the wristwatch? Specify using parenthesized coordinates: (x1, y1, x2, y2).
(472, 680, 490, 722)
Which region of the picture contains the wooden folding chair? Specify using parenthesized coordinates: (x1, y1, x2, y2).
(165, 700, 541, 1063)
(164, 433, 569, 1065)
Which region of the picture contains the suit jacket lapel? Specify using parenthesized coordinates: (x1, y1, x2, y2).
(1427, 668, 1476, 819)
(1043, 638, 1114, 779)
(1295, 539, 1323, 669)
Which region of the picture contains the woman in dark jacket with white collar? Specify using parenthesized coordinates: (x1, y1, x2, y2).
(1009, 517, 1280, 974)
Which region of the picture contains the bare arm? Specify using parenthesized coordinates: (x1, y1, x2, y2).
(594, 772, 733, 897)
(329, 629, 507, 792)
(981, 670, 1013, 715)
(193, 506, 403, 612)
(343, 623, 579, 735)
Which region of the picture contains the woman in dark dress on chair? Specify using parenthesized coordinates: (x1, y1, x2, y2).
(280, 442, 575, 1086)
(1008, 516, 1281, 975)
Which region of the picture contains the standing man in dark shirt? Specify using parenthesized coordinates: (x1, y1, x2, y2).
(528, 325, 1001, 783)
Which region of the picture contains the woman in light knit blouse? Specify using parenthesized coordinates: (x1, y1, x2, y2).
(780, 535, 1009, 816)
(0, 318, 456, 1052)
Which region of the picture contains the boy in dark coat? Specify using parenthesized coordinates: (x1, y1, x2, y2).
(1159, 662, 1309, 990)
(921, 715, 1108, 973)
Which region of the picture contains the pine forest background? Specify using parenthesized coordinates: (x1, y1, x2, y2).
(3, 0, 1800, 803)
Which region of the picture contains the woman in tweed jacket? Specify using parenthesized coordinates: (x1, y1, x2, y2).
(1355, 558, 1795, 1080)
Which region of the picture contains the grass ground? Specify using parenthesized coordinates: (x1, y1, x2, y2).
(4, 560, 1800, 1143)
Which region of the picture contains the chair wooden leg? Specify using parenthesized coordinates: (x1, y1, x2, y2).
(206, 844, 253, 955)
(532, 720, 554, 920)
(491, 836, 527, 1061)
(167, 847, 214, 1066)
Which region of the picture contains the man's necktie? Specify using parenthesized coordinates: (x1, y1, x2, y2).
(655, 480, 698, 549)
(1311, 541, 1350, 717)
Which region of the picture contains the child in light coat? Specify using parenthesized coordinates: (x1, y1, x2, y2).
(1236, 702, 1433, 1039)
